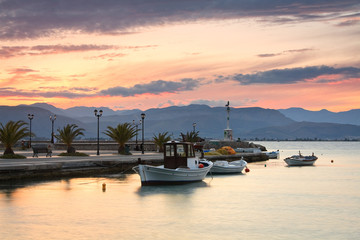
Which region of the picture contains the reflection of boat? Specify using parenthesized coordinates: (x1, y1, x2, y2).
(136, 181, 209, 196)
(266, 150, 279, 159)
(284, 151, 318, 166)
(133, 141, 213, 186)
(210, 158, 247, 174)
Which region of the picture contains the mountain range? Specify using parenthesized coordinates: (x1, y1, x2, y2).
(0, 103, 359, 140)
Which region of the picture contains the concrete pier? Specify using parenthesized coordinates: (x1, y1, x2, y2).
(0, 149, 268, 180)
(0, 150, 163, 180)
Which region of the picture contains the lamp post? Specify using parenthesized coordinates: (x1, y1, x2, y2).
(133, 119, 141, 151)
(193, 122, 196, 133)
(141, 113, 146, 154)
(50, 115, 56, 143)
(27, 114, 34, 148)
(94, 109, 103, 155)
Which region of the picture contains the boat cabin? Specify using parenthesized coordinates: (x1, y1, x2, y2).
(163, 141, 197, 169)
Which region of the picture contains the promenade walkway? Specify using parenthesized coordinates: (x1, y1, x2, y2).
(0, 149, 267, 180)
(0, 150, 164, 180)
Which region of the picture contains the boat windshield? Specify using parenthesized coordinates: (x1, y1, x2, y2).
(165, 144, 175, 157)
(164, 143, 195, 158)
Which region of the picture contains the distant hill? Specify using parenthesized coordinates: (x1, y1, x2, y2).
(278, 108, 360, 126)
(0, 104, 359, 140)
(247, 121, 360, 140)
(0, 105, 96, 139)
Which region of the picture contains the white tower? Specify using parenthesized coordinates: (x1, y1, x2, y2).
(224, 101, 233, 141)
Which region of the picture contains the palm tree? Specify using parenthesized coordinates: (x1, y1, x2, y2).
(181, 131, 201, 143)
(104, 123, 137, 154)
(153, 132, 172, 152)
(0, 120, 30, 155)
(55, 124, 85, 153)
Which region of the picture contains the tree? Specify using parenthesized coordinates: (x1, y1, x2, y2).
(104, 123, 137, 154)
(55, 124, 84, 153)
(153, 132, 172, 152)
(0, 120, 30, 155)
(180, 131, 201, 143)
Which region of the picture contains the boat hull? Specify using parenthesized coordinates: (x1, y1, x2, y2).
(211, 165, 245, 174)
(210, 160, 247, 174)
(133, 162, 213, 186)
(284, 158, 317, 166)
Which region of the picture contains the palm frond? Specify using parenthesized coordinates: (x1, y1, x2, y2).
(0, 120, 29, 154)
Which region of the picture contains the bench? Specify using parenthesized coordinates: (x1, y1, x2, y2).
(32, 144, 52, 157)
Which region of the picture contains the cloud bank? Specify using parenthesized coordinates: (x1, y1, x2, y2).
(101, 79, 200, 97)
(2, 65, 359, 99)
(231, 66, 360, 85)
(0, 45, 118, 58)
(1, 0, 359, 40)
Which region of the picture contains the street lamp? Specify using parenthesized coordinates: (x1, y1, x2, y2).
(94, 109, 103, 155)
(141, 113, 146, 154)
(50, 114, 56, 143)
(133, 119, 141, 151)
(27, 114, 34, 148)
(193, 122, 196, 133)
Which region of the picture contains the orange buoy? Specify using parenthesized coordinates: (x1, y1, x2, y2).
(245, 167, 250, 173)
(198, 163, 204, 168)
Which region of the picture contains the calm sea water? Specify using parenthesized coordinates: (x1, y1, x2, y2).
(1, 141, 359, 240)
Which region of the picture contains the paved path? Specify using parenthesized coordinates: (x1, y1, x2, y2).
(0, 150, 163, 174)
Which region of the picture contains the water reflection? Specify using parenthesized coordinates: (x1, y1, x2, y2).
(136, 180, 209, 197)
(0, 174, 130, 200)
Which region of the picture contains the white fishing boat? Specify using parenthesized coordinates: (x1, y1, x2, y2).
(133, 141, 213, 186)
(284, 151, 318, 166)
(210, 158, 248, 174)
(266, 150, 279, 159)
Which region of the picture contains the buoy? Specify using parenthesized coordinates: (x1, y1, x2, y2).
(102, 183, 106, 192)
(264, 164, 267, 167)
(245, 167, 250, 173)
(198, 163, 204, 168)
(331, 160, 334, 163)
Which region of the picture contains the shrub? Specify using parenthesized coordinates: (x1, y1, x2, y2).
(0, 154, 26, 159)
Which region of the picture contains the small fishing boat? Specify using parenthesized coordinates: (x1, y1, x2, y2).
(284, 151, 318, 166)
(133, 141, 213, 186)
(210, 158, 248, 174)
(266, 150, 279, 159)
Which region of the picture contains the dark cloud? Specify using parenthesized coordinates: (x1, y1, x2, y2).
(0, 45, 118, 58)
(257, 53, 281, 58)
(8, 68, 38, 75)
(0, 0, 358, 40)
(257, 48, 314, 58)
(335, 12, 360, 26)
(231, 66, 360, 85)
(0, 87, 90, 99)
(101, 78, 200, 97)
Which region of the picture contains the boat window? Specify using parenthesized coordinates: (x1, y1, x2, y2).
(177, 144, 186, 157)
(165, 145, 174, 157)
(187, 145, 195, 157)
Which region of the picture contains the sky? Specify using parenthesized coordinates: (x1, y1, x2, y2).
(1, 0, 360, 112)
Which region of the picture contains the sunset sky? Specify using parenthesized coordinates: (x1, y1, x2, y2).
(1, 0, 359, 112)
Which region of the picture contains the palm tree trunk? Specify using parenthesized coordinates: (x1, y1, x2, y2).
(4, 147, 14, 155)
(67, 146, 76, 153)
(118, 145, 125, 154)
